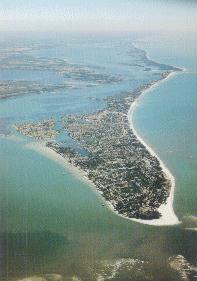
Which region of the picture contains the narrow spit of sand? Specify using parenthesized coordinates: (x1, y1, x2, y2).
(127, 72, 181, 226)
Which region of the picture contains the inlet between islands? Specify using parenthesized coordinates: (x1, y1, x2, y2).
(25, 71, 182, 227)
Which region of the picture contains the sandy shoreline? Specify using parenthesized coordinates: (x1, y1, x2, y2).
(127, 71, 181, 225)
(25, 142, 96, 188)
(24, 71, 181, 226)
(25, 141, 114, 206)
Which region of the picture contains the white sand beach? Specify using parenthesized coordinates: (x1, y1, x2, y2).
(127, 72, 181, 226)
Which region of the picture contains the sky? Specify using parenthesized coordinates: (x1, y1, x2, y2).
(0, 0, 197, 34)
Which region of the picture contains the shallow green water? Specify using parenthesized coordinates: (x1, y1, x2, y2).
(1, 137, 190, 279)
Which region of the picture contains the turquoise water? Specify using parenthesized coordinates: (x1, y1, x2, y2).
(133, 72, 197, 216)
(133, 35, 197, 219)
(0, 35, 197, 280)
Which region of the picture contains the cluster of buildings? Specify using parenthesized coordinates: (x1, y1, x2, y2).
(14, 119, 58, 141)
(47, 77, 171, 220)
(15, 71, 176, 220)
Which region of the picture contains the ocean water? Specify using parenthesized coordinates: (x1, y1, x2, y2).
(134, 34, 197, 219)
(0, 34, 197, 280)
